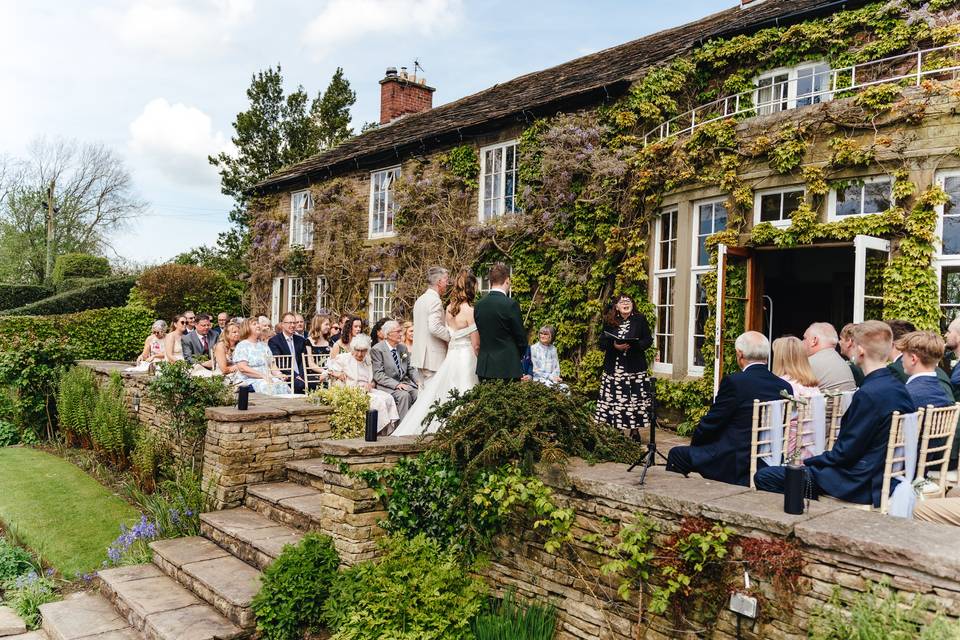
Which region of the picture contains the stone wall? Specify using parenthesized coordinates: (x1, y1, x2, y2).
(481, 461, 960, 640)
(80, 360, 165, 433)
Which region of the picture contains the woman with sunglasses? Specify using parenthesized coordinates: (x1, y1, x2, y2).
(595, 294, 653, 440)
(163, 314, 187, 363)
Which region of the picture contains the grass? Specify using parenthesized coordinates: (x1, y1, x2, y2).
(0, 447, 138, 577)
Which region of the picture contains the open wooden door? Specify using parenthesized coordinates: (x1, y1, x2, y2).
(713, 245, 761, 396)
(853, 234, 890, 323)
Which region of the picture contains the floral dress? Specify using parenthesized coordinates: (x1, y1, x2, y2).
(233, 339, 289, 395)
(594, 318, 652, 434)
(530, 343, 568, 390)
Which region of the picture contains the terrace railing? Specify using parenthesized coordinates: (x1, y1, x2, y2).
(642, 42, 960, 146)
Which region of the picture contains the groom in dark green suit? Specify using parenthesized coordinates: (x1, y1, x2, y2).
(475, 263, 528, 380)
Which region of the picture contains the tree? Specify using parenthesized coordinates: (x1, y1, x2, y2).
(312, 67, 356, 149)
(0, 138, 145, 284)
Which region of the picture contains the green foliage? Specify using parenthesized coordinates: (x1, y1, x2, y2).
(90, 372, 136, 466)
(0, 337, 75, 440)
(854, 83, 903, 113)
(55, 276, 105, 293)
(322, 534, 486, 640)
(2, 572, 58, 629)
(308, 384, 367, 439)
(57, 366, 98, 447)
(1, 277, 135, 316)
(51, 253, 111, 284)
(809, 581, 960, 639)
(134, 264, 242, 320)
(426, 381, 643, 479)
(146, 361, 233, 465)
(127, 467, 212, 538)
(0, 285, 51, 311)
(443, 145, 480, 189)
(0, 306, 153, 361)
(0, 538, 35, 582)
(0, 421, 17, 447)
(131, 429, 166, 492)
(768, 125, 808, 174)
(313, 67, 357, 150)
(471, 590, 557, 640)
(655, 378, 712, 434)
(251, 533, 340, 640)
(828, 138, 876, 168)
(586, 514, 657, 601)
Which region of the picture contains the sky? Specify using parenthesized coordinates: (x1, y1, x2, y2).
(0, 0, 734, 265)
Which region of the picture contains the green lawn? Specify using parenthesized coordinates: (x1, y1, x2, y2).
(0, 447, 138, 577)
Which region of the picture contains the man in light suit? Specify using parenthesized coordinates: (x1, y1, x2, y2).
(371, 320, 421, 420)
(182, 314, 215, 369)
(411, 266, 450, 380)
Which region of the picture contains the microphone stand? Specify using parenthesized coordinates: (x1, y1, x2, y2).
(628, 374, 670, 484)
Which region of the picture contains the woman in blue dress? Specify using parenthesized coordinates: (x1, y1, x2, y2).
(233, 318, 290, 395)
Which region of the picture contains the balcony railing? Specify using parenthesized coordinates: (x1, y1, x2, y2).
(641, 42, 960, 146)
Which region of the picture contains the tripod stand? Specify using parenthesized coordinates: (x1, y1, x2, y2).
(627, 376, 670, 484)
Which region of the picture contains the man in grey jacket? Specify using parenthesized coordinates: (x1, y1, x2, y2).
(182, 314, 215, 369)
(371, 320, 421, 419)
(803, 322, 856, 392)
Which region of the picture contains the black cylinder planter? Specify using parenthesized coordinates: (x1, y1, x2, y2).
(365, 409, 379, 442)
(784, 464, 805, 515)
(237, 386, 250, 411)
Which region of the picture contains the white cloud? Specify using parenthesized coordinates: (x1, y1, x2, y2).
(128, 98, 232, 187)
(102, 0, 254, 57)
(302, 0, 462, 55)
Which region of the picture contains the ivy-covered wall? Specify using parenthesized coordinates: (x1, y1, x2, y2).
(247, 0, 960, 422)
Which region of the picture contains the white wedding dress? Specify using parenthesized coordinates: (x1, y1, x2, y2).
(392, 323, 479, 436)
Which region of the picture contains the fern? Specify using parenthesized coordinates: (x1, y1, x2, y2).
(56, 366, 98, 445)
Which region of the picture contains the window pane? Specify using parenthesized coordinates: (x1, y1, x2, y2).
(699, 205, 714, 234)
(942, 266, 960, 313)
(944, 217, 960, 256)
(863, 180, 891, 214)
(836, 184, 862, 217)
(945, 176, 960, 216)
(715, 202, 728, 230)
(759, 193, 781, 222)
(782, 190, 803, 218)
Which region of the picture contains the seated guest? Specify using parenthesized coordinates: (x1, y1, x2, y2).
(945, 316, 960, 393)
(233, 318, 290, 395)
(887, 319, 956, 402)
(182, 314, 215, 369)
(331, 316, 364, 358)
(137, 320, 167, 364)
(839, 323, 865, 387)
(802, 322, 856, 392)
(370, 317, 390, 348)
(163, 315, 187, 362)
(772, 336, 822, 460)
(327, 334, 400, 434)
(666, 331, 791, 486)
(213, 321, 242, 385)
(295, 313, 307, 339)
(210, 312, 229, 345)
(306, 315, 333, 379)
(402, 321, 414, 351)
(529, 325, 567, 389)
(183, 310, 196, 333)
(329, 314, 350, 347)
(755, 321, 915, 506)
(257, 316, 274, 345)
(371, 320, 420, 420)
(897, 331, 954, 410)
(267, 312, 308, 393)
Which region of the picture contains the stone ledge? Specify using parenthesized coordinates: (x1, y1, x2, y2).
(205, 406, 286, 422)
(702, 488, 843, 537)
(318, 435, 430, 456)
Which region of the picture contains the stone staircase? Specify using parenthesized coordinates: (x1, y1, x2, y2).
(35, 455, 355, 640)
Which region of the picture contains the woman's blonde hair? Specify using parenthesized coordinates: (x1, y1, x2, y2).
(238, 317, 259, 342)
(772, 336, 818, 387)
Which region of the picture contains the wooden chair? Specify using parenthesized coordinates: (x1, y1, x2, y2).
(269, 353, 297, 395)
(825, 390, 856, 450)
(749, 398, 792, 489)
(301, 352, 329, 391)
(783, 397, 818, 463)
(878, 410, 923, 515)
(917, 403, 960, 499)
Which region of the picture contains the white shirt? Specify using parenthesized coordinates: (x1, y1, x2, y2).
(907, 371, 937, 384)
(742, 362, 767, 371)
(490, 286, 509, 295)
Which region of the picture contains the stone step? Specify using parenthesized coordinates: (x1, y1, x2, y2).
(200, 508, 303, 571)
(97, 564, 246, 640)
(245, 481, 326, 531)
(150, 537, 261, 629)
(0, 605, 27, 637)
(6, 632, 48, 640)
(40, 592, 140, 640)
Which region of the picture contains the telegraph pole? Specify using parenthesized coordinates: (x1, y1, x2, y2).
(45, 179, 55, 284)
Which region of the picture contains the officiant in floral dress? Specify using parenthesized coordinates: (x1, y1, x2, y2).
(595, 295, 653, 438)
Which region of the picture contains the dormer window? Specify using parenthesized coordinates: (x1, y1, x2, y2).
(289, 190, 313, 249)
(755, 62, 831, 116)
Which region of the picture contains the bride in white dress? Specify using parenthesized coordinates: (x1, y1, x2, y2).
(393, 269, 480, 436)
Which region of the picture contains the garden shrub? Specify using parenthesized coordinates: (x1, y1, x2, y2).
(133, 264, 242, 320)
(131, 428, 166, 493)
(0, 421, 17, 447)
(0, 285, 51, 311)
(0, 306, 153, 361)
(127, 467, 212, 538)
(57, 366, 98, 447)
(51, 253, 111, 284)
(1, 277, 135, 316)
(471, 590, 557, 640)
(251, 533, 340, 640)
(309, 385, 368, 438)
(55, 276, 104, 293)
(90, 372, 135, 466)
(427, 381, 643, 478)
(0, 538, 35, 582)
(3, 571, 58, 629)
(322, 534, 486, 640)
(146, 361, 233, 466)
(0, 337, 75, 441)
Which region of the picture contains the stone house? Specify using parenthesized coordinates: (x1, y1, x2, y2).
(247, 0, 960, 388)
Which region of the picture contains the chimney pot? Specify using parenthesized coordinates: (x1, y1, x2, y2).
(385, 66, 397, 77)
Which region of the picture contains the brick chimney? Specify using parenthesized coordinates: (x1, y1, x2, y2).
(379, 66, 436, 124)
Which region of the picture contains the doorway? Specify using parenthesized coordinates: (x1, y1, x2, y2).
(755, 246, 855, 340)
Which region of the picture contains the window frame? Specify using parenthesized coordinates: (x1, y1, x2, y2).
(827, 175, 893, 221)
(935, 170, 960, 326)
(367, 278, 396, 323)
(688, 198, 728, 376)
(315, 275, 329, 314)
(289, 190, 314, 249)
(754, 61, 832, 116)
(652, 208, 678, 374)
(753, 186, 806, 228)
(478, 140, 519, 222)
(368, 166, 401, 239)
(286, 277, 304, 316)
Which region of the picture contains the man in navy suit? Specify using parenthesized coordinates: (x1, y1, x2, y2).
(268, 312, 308, 393)
(897, 331, 954, 410)
(755, 320, 915, 506)
(666, 331, 791, 486)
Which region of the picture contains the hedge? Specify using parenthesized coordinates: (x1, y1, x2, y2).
(1, 277, 136, 317)
(0, 285, 52, 311)
(56, 277, 104, 293)
(0, 306, 153, 361)
(52, 253, 111, 284)
(134, 264, 243, 320)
